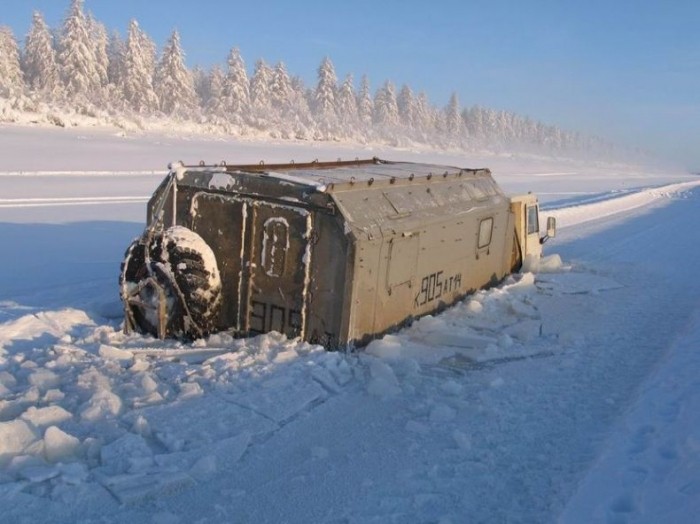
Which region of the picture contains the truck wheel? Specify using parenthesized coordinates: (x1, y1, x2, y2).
(120, 226, 222, 339)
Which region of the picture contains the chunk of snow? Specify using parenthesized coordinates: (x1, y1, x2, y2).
(100, 433, 153, 474)
(19, 465, 60, 483)
(98, 344, 134, 364)
(131, 414, 151, 437)
(98, 471, 194, 505)
(522, 253, 563, 273)
(20, 405, 73, 429)
(43, 426, 81, 463)
(27, 369, 61, 391)
(177, 381, 203, 400)
(366, 358, 401, 397)
(80, 389, 123, 421)
(58, 462, 89, 485)
(366, 335, 403, 360)
(0, 420, 38, 466)
(0, 371, 18, 389)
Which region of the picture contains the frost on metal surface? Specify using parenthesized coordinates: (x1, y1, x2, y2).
(260, 217, 290, 277)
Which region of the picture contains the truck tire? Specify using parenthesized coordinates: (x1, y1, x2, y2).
(120, 226, 222, 339)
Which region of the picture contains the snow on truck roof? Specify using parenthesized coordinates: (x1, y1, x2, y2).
(175, 158, 492, 192)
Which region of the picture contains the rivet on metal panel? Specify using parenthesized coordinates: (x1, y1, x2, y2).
(390, 177, 396, 184)
(368, 178, 374, 186)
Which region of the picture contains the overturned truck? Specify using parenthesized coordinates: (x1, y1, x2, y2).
(120, 158, 554, 349)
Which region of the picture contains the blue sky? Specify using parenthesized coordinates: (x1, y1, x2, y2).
(3, 0, 699, 170)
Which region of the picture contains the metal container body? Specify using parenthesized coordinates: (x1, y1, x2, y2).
(138, 159, 517, 348)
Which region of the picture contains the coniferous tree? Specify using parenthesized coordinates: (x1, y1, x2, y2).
(22, 12, 61, 99)
(57, 0, 102, 101)
(191, 66, 208, 107)
(336, 74, 358, 134)
(445, 92, 462, 137)
(155, 30, 197, 118)
(119, 20, 158, 113)
(270, 61, 292, 114)
(373, 80, 399, 129)
(313, 56, 338, 123)
(356, 75, 373, 129)
(221, 47, 249, 124)
(288, 75, 313, 139)
(250, 59, 272, 108)
(204, 66, 225, 116)
(88, 15, 109, 90)
(106, 31, 125, 87)
(0, 27, 24, 98)
(414, 91, 432, 136)
(397, 84, 416, 130)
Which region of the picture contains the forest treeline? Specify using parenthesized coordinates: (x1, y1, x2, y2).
(0, 0, 633, 159)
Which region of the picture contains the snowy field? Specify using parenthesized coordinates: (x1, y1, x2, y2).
(1, 125, 699, 523)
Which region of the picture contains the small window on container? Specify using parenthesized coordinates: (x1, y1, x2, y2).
(527, 206, 539, 235)
(478, 217, 494, 249)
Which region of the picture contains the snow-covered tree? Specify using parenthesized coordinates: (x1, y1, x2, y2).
(373, 80, 399, 128)
(287, 75, 314, 139)
(444, 92, 462, 137)
(204, 66, 224, 115)
(88, 15, 109, 89)
(191, 66, 208, 105)
(0, 27, 24, 98)
(336, 74, 358, 133)
(221, 47, 249, 123)
(249, 59, 272, 127)
(57, 0, 102, 100)
(154, 30, 197, 118)
(106, 31, 125, 87)
(22, 12, 61, 99)
(414, 91, 432, 135)
(313, 56, 338, 121)
(270, 61, 292, 113)
(119, 19, 158, 113)
(397, 84, 416, 129)
(356, 75, 373, 128)
(250, 59, 272, 110)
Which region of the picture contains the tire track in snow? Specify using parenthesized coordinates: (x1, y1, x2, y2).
(545, 179, 700, 229)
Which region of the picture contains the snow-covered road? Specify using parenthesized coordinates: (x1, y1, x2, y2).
(1, 130, 699, 523)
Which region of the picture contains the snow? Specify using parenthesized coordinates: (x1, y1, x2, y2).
(0, 126, 699, 522)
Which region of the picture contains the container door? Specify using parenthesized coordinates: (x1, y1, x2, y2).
(190, 193, 248, 331)
(243, 202, 312, 339)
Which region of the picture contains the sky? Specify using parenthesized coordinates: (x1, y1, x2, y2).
(2, 0, 699, 170)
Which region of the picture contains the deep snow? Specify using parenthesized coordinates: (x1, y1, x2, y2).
(0, 125, 699, 523)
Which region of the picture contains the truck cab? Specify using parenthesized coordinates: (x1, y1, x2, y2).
(510, 193, 556, 263)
